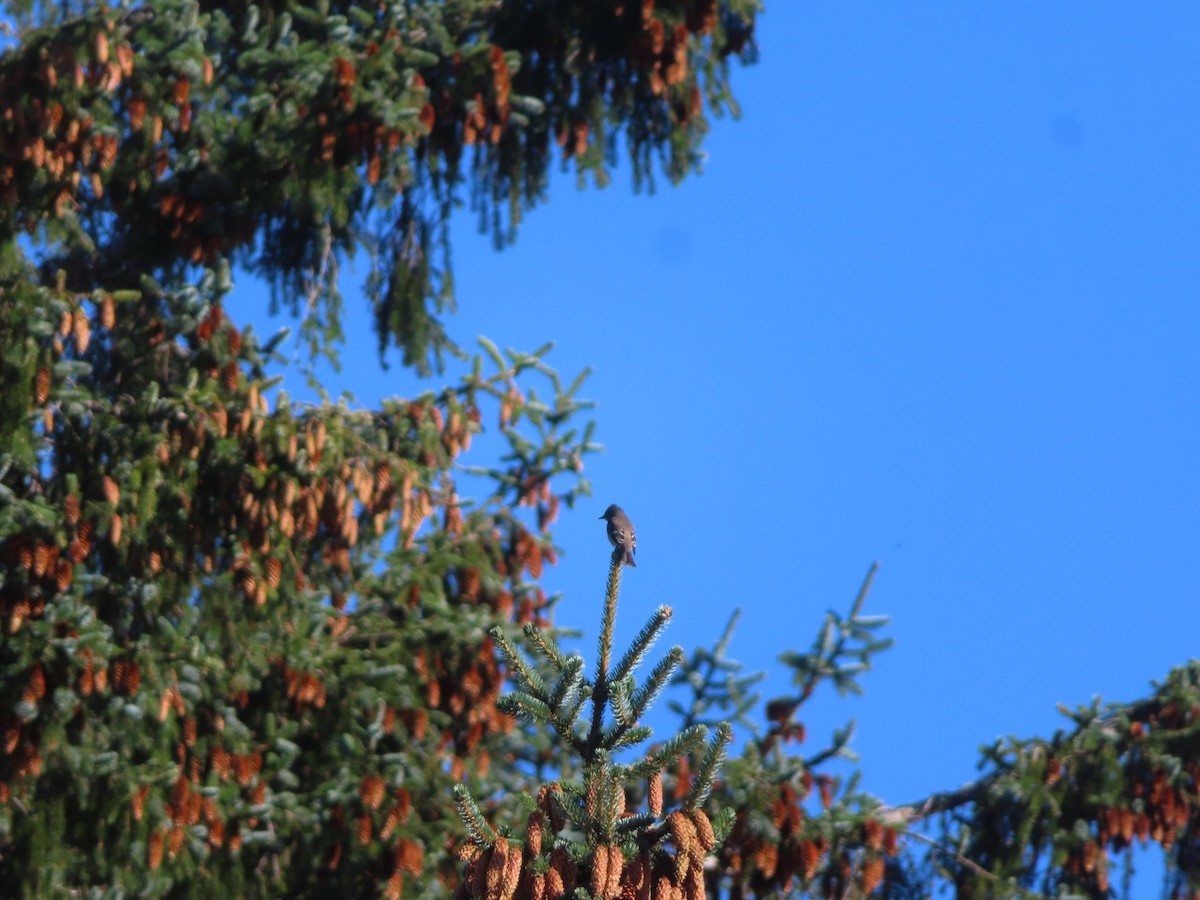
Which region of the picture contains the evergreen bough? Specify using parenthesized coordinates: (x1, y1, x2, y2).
(453, 553, 734, 900)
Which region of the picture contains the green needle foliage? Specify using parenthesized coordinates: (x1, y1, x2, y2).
(3, 2, 1199, 898)
(0, 251, 600, 896)
(669, 608, 763, 734)
(454, 553, 734, 899)
(0, 2, 759, 890)
(0, 0, 761, 373)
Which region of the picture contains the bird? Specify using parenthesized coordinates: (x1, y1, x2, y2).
(599, 504, 636, 567)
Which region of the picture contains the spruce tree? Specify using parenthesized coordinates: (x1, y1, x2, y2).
(0, 0, 759, 894)
(452, 553, 733, 900)
(3, 2, 1200, 898)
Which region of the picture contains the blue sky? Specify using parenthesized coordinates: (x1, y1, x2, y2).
(244, 3, 1200, 824)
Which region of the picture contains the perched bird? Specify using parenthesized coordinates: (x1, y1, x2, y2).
(599, 503, 637, 567)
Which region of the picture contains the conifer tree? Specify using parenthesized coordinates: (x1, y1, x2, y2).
(3, 2, 1200, 899)
(0, 0, 759, 893)
(0, 0, 759, 373)
(681, 569, 1200, 898)
(452, 552, 733, 900)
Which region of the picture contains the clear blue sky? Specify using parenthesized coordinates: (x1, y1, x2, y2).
(244, 4, 1200, 817)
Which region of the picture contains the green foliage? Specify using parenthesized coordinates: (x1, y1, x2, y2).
(668, 609, 764, 734)
(777, 562, 893, 705)
(0, 3, 763, 888)
(3, 2, 1200, 899)
(882, 661, 1200, 899)
(454, 554, 732, 899)
(0, 234, 599, 894)
(0, 0, 761, 372)
(700, 566, 899, 898)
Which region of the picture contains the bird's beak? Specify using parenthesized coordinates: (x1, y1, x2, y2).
(597, 514, 604, 519)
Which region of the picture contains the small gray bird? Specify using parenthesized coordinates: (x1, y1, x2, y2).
(599, 503, 636, 567)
